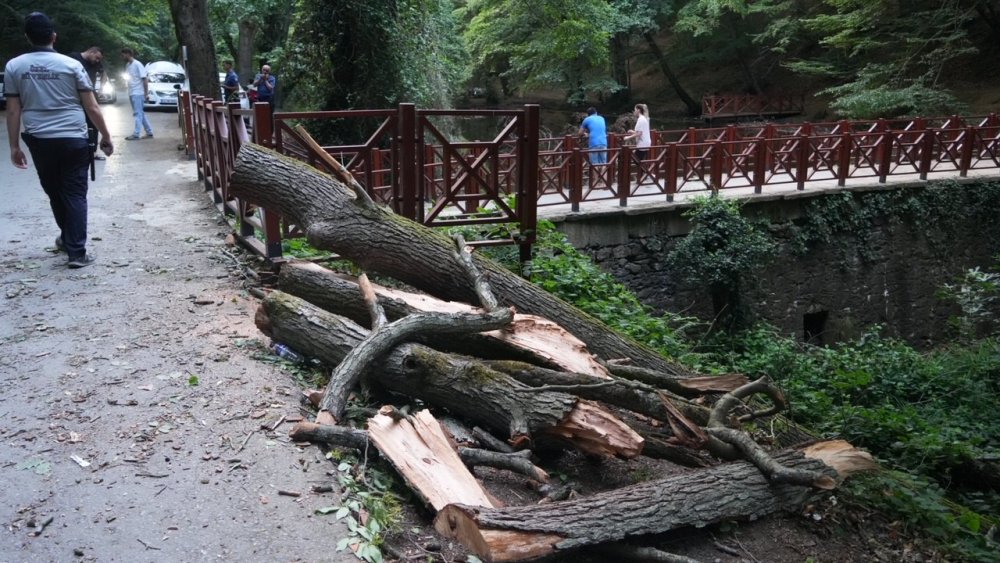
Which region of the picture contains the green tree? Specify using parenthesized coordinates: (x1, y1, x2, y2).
(785, 0, 977, 118)
(280, 0, 463, 116)
(457, 0, 618, 102)
(667, 196, 776, 332)
(208, 0, 292, 86)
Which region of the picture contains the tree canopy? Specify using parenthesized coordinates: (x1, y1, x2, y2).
(3, 0, 997, 118)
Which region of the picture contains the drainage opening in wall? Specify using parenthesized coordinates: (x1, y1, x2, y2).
(803, 310, 829, 345)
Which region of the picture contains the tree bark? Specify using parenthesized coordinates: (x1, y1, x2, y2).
(434, 441, 876, 562)
(260, 291, 643, 457)
(168, 0, 219, 99)
(277, 261, 610, 377)
(229, 143, 695, 378)
(485, 360, 712, 427)
(237, 19, 257, 87)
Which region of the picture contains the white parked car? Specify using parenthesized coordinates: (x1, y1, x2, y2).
(143, 61, 187, 110)
(218, 72, 250, 110)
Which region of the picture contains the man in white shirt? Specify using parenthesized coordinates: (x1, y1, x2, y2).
(120, 47, 153, 140)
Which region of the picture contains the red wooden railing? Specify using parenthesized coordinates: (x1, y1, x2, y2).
(179, 93, 1000, 261)
(701, 94, 805, 119)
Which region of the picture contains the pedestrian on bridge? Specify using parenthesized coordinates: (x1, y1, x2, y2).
(624, 103, 651, 161)
(579, 107, 608, 165)
(5, 12, 114, 268)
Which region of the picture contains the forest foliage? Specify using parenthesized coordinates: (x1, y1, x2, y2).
(3, 0, 999, 118)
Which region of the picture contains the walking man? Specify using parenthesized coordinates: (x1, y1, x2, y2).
(69, 46, 109, 160)
(5, 12, 114, 268)
(121, 47, 153, 140)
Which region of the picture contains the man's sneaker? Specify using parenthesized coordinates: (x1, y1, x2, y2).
(143, 133, 154, 139)
(67, 254, 96, 269)
(125, 135, 140, 141)
(54, 236, 65, 252)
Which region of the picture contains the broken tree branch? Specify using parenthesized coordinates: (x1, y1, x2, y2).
(289, 421, 549, 483)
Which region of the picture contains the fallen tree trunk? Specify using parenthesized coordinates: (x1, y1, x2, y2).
(277, 261, 610, 377)
(434, 441, 876, 562)
(229, 143, 694, 377)
(260, 290, 643, 457)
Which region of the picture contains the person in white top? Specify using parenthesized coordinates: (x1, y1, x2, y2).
(120, 47, 153, 140)
(624, 103, 651, 161)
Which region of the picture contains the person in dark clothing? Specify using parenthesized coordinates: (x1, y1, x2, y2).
(68, 47, 108, 160)
(5, 12, 114, 268)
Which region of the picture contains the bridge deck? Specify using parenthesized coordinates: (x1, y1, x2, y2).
(537, 167, 1000, 220)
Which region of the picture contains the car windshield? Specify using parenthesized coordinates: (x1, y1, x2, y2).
(149, 72, 185, 83)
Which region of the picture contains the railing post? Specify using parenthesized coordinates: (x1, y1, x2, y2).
(838, 131, 852, 186)
(519, 104, 539, 262)
(618, 145, 631, 207)
(878, 127, 893, 183)
(959, 125, 975, 177)
(666, 143, 678, 202)
(179, 91, 196, 159)
(397, 103, 418, 220)
(752, 138, 765, 193)
(252, 102, 273, 148)
(919, 128, 934, 181)
(571, 148, 583, 212)
(710, 141, 722, 194)
(796, 133, 808, 190)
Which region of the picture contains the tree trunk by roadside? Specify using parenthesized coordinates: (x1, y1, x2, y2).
(168, 0, 219, 99)
(642, 32, 700, 116)
(228, 143, 696, 378)
(237, 19, 257, 87)
(434, 441, 875, 562)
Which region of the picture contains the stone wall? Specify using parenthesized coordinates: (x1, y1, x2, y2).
(550, 180, 1000, 346)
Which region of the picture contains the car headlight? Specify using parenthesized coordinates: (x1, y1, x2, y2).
(100, 82, 114, 95)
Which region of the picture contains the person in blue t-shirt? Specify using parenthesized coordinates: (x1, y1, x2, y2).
(252, 64, 276, 105)
(578, 107, 608, 165)
(222, 61, 240, 103)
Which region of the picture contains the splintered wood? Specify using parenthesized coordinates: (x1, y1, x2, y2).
(367, 408, 497, 511)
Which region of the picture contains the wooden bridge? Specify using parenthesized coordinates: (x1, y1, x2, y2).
(179, 93, 1000, 262)
(701, 94, 805, 121)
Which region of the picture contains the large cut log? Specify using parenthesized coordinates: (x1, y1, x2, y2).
(367, 408, 498, 511)
(259, 290, 643, 457)
(229, 143, 694, 377)
(433, 441, 876, 562)
(278, 261, 610, 377)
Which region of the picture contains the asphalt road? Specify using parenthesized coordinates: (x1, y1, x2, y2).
(0, 101, 353, 562)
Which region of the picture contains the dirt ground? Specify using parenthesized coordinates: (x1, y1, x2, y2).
(0, 102, 949, 563)
(0, 105, 354, 562)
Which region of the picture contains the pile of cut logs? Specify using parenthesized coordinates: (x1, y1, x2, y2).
(229, 142, 876, 562)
